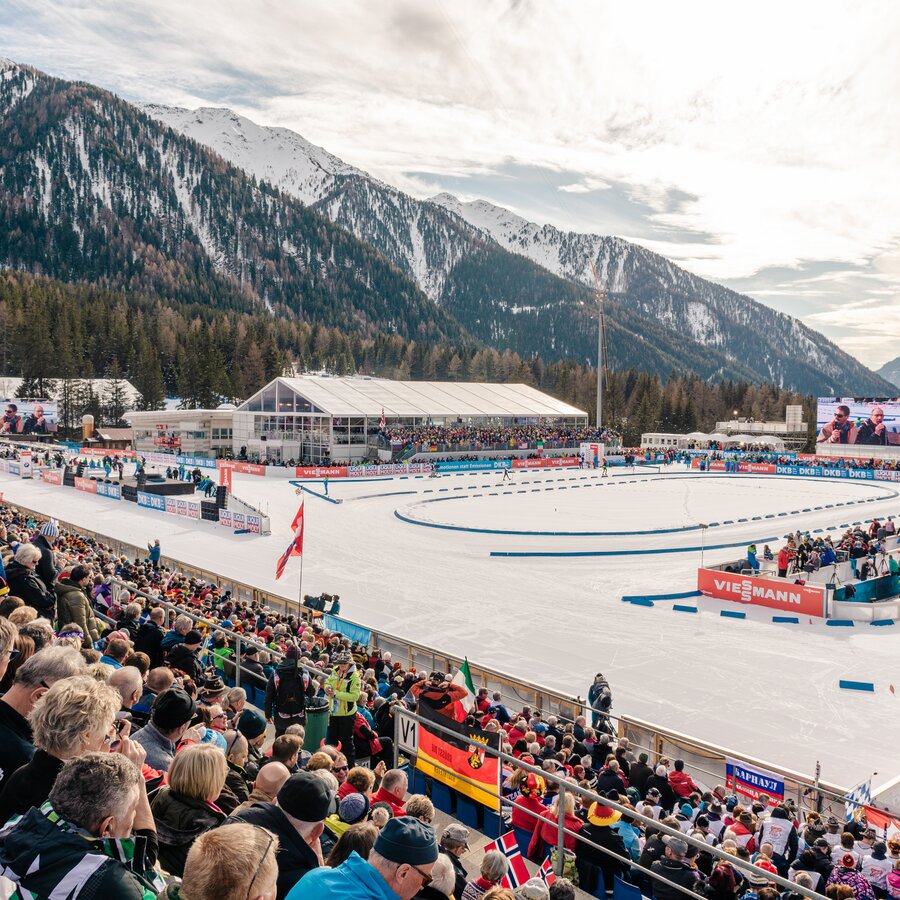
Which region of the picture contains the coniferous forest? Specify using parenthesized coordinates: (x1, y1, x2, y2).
(0, 271, 815, 445)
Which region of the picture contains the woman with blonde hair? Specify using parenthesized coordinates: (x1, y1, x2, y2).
(0, 616, 18, 685)
(527, 790, 583, 861)
(150, 742, 228, 876)
(0, 674, 122, 822)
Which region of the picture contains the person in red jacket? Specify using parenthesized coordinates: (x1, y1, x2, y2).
(370, 767, 407, 817)
(528, 791, 583, 861)
(511, 773, 547, 833)
(668, 759, 700, 799)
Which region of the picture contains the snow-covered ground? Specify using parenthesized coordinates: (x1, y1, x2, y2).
(3, 464, 899, 789)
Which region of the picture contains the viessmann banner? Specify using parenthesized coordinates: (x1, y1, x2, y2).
(697, 568, 826, 617)
(415, 702, 501, 810)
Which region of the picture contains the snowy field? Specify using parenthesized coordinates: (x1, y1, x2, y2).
(2, 463, 899, 789)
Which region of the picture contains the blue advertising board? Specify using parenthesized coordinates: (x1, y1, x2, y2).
(137, 491, 166, 511)
(434, 459, 511, 472)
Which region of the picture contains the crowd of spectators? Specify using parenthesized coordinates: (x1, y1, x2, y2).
(0, 497, 894, 900)
(382, 424, 619, 454)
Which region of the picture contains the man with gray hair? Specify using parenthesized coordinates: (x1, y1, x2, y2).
(0, 646, 85, 791)
(0, 751, 164, 897)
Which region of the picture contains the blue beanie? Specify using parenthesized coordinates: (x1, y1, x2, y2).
(373, 816, 439, 866)
(40, 519, 59, 539)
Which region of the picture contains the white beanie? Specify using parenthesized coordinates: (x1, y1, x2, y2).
(656, 765, 668, 776)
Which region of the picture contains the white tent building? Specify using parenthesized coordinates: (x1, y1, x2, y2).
(232, 375, 587, 463)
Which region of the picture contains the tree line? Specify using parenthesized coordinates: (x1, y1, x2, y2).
(0, 272, 815, 445)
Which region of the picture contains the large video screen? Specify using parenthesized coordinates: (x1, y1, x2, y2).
(0, 399, 59, 435)
(816, 398, 900, 451)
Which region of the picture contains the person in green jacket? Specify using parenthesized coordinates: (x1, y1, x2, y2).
(54, 564, 101, 648)
(325, 651, 361, 766)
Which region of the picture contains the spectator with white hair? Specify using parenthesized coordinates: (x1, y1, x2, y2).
(110, 665, 145, 723)
(5, 543, 55, 618)
(0, 674, 125, 822)
(0, 615, 17, 685)
(0, 646, 86, 792)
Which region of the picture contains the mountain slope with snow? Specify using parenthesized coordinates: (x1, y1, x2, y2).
(144, 102, 892, 394)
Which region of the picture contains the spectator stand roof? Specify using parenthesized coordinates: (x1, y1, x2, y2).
(238, 376, 587, 419)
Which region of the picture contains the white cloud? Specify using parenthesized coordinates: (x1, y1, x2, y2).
(2, 0, 900, 364)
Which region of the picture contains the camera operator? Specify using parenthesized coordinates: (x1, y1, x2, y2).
(409, 671, 468, 721)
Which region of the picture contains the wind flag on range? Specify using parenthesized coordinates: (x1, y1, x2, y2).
(481, 831, 529, 888)
(450, 657, 477, 711)
(275, 497, 305, 580)
(380, 407, 386, 430)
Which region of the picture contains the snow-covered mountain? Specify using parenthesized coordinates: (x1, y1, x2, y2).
(877, 356, 900, 389)
(143, 103, 893, 394)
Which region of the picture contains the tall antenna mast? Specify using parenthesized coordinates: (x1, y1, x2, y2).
(590, 262, 609, 430)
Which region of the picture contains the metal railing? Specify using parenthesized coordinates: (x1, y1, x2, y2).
(395, 706, 829, 898)
(1, 498, 857, 816)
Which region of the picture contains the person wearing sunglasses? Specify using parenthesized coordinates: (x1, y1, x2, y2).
(817, 405, 856, 444)
(287, 814, 439, 900)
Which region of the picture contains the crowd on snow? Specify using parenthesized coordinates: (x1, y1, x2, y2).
(0, 501, 896, 900)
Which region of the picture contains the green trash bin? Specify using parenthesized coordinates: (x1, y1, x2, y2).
(303, 696, 331, 753)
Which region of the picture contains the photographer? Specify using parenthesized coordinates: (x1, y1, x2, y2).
(409, 671, 468, 721)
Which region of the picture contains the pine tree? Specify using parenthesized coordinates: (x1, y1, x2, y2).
(103, 361, 129, 426)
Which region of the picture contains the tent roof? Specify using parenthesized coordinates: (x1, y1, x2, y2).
(240, 376, 587, 419)
(684, 431, 709, 439)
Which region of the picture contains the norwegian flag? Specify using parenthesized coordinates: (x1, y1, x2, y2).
(275, 498, 305, 580)
(380, 408, 386, 430)
(539, 856, 557, 887)
(482, 831, 530, 888)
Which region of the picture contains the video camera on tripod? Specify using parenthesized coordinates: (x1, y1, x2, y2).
(302, 592, 341, 615)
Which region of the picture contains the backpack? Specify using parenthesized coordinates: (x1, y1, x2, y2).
(274, 665, 309, 715)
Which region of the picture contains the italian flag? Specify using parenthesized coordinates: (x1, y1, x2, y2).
(451, 657, 477, 711)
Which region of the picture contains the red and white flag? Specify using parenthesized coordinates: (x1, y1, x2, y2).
(275, 498, 305, 580)
(380, 408, 386, 430)
(539, 856, 557, 887)
(482, 831, 530, 888)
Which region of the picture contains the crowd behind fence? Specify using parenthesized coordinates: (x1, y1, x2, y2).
(3, 500, 862, 825)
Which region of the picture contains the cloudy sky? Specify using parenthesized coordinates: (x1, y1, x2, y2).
(3, 0, 899, 367)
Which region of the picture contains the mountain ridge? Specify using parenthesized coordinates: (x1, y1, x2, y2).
(144, 100, 893, 396)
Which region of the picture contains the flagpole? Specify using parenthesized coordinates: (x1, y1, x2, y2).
(298, 546, 305, 611)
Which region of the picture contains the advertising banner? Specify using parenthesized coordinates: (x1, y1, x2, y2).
(698, 568, 826, 617)
(0, 399, 58, 434)
(218, 464, 233, 491)
(177, 499, 187, 517)
(7, 462, 19, 476)
(184, 501, 200, 520)
(137, 491, 166, 511)
(511, 457, 579, 469)
(74, 477, 98, 494)
(18, 451, 32, 479)
(96, 482, 122, 500)
(0, 459, 9, 473)
(725, 757, 785, 803)
(295, 465, 348, 479)
(232, 512, 246, 530)
(218, 509, 234, 528)
(415, 701, 501, 810)
(41, 469, 62, 486)
(816, 398, 900, 452)
(434, 459, 511, 472)
(580, 442, 605, 465)
(165, 498, 178, 515)
(245, 514, 261, 534)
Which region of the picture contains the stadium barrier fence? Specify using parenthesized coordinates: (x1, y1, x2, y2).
(394, 706, 830, 898)
(1, 500, 863, 818)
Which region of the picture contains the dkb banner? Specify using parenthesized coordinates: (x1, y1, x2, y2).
(415, 702, 501, 810)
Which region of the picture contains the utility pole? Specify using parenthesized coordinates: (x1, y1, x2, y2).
(589, 262, 608, 430)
